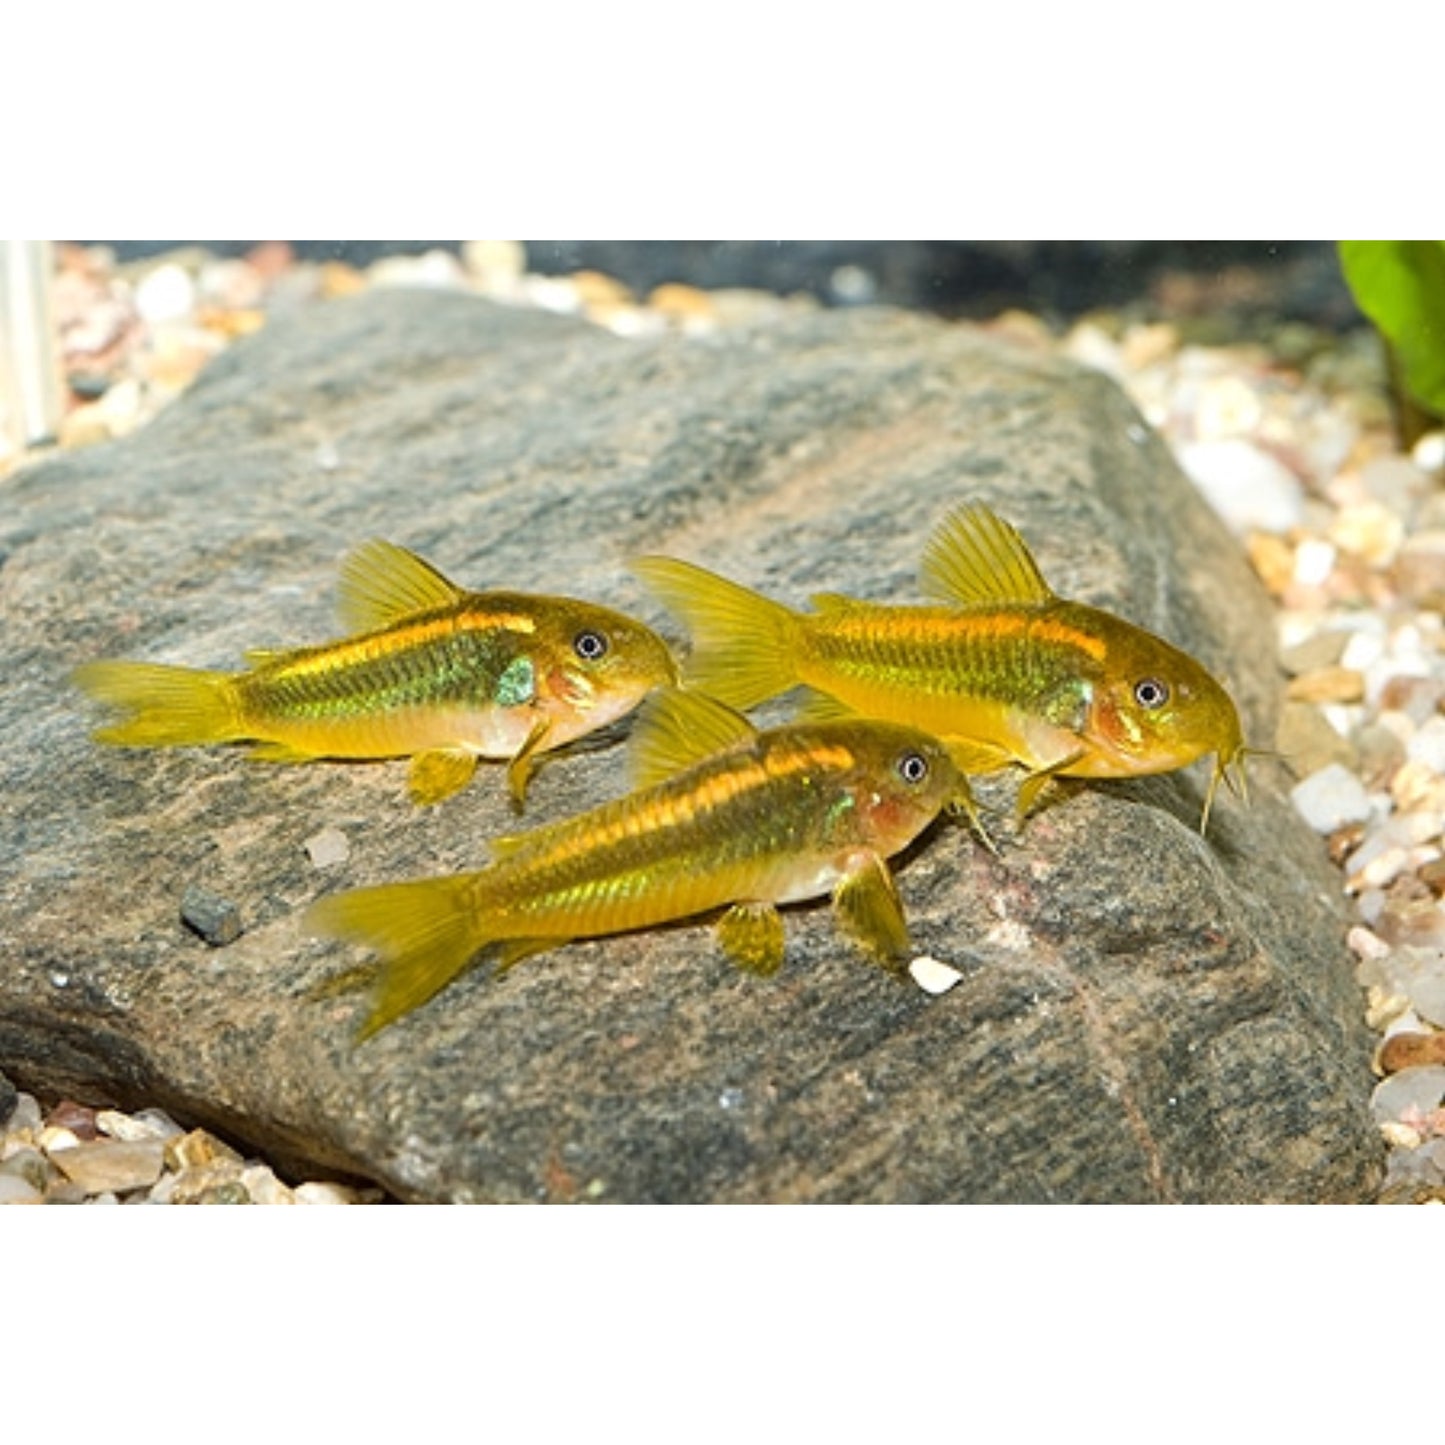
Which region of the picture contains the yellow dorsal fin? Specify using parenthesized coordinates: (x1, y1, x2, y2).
(336, 539, 465, 633)
(919, 503, 1056, 608)
(627, 686, 758, 791)
(808, 591, 869, 614)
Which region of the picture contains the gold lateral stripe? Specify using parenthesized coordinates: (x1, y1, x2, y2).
(831, 606, 1108, 664)
(264, 607, 539, 680)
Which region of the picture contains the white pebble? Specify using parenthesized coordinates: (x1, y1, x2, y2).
(1289, 763, 1374, 833)
(295, 1181, 357, 1206)
(305, 826, 351, 869)
(1173, 438, 1305, 535)
(1292, 538, 1337, 586)
(910, 955, 964, 995)
(134, 262, 196, 323)
(1370, 1065, 1445, 1124)
(1412, 430, 1445, 475)
(1407, 716, 1445, 774)
(1347, 925, 1392, 961)
(0, 1174, 42, 1205)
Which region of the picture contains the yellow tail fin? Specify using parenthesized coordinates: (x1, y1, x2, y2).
(305, 874, 490, 1040)
(71, 660, 241, 748)
(629, 557, 800, 709)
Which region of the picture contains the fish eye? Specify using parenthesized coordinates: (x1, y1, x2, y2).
(896, 750, 930, 785)
(573, 630, 609, 662)
(1134, 677, 1170, 710)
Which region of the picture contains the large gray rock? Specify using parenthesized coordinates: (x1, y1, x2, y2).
(0, 289, 1382, 1201)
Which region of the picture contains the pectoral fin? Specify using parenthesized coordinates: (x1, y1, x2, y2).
(716, 901, 786, 976)
(408, 748, 479, 805)
(506, 717, 552, 809)
(1016, 748, 1086, 821)
(832, 853, 909, 969)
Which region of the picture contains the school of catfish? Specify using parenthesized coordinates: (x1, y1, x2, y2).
(73, 501, 1253, 1041)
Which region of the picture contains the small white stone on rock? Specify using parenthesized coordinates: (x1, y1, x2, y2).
(909, 955, 964, 995)
(305, 826, 351, 869)
(1289, 762, 1374, 833)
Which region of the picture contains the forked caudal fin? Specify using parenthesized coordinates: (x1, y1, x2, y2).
(304, 874, 550, 1039)
(628, 556, 801, 710)
(306, 874, 489, 1040)
(71, 660, 240, 748)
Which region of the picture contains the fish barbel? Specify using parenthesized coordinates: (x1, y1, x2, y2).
(305, 687, 973, 1039)
(632, 503, 1250, 832)
(71, 538, 678, 807)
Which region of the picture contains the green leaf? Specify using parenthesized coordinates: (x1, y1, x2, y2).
(1338, 241, 1445, 416)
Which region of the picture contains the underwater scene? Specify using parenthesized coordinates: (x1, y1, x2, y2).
(3, 239, 1443, 1205)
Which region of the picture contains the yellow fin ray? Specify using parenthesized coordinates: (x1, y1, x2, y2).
(305, 873, 488, 1040)
(71, 660, 240, 748)
(831, 853, 909, 968)
(716, 902, 785, 976)
(629, 556, 800, 709)
(409, 748, 479, 805)
(505, 718, 552, 811)
(919, 503, 1055, 609)
(626, 686, 758, 791)
(336, 539, 465, 633)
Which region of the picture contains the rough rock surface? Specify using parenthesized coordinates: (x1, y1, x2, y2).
(0, 290, 1383, 1201)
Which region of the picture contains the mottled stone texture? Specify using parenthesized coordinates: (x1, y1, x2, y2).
(0, 290, 1383, 1201)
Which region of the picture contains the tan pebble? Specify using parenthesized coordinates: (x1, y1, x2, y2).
(1378, 1031, 1445, 1074)
(1347, 925, 1392, 961)
(58, 401, 114, 449)
(50, 1139, 166, 1194)
(241, 1164, 295, 1205)
(1394, 531, 1445, 609)
(1418, 856, 1445, 895)
(1380, 1120, 1423, 1149)
(164, 1128, 243, 1174)
(1275, 701, 1357, 778)
(571, 270, 634, 309)
(647, 282, 717, 323)
(1329, 500, 1404, 566)
(1365, 986, 1411, 1030)
(1119, 322, 1178, 370)
(1246, 532, 1295, 595)
(168, 1160, 248, 1205)
(195, 303, 266, 340)
(97, 1106, 183, 1143)
(1391, 759, 1445, 812)
(461, 239, 526, 282)
(318, 260, 367, 298)
(1285, 666, 1365, 704)
(1279, 628, 1350, 675)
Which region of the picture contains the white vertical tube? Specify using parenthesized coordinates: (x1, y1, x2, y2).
(0, 239, 63, 449)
